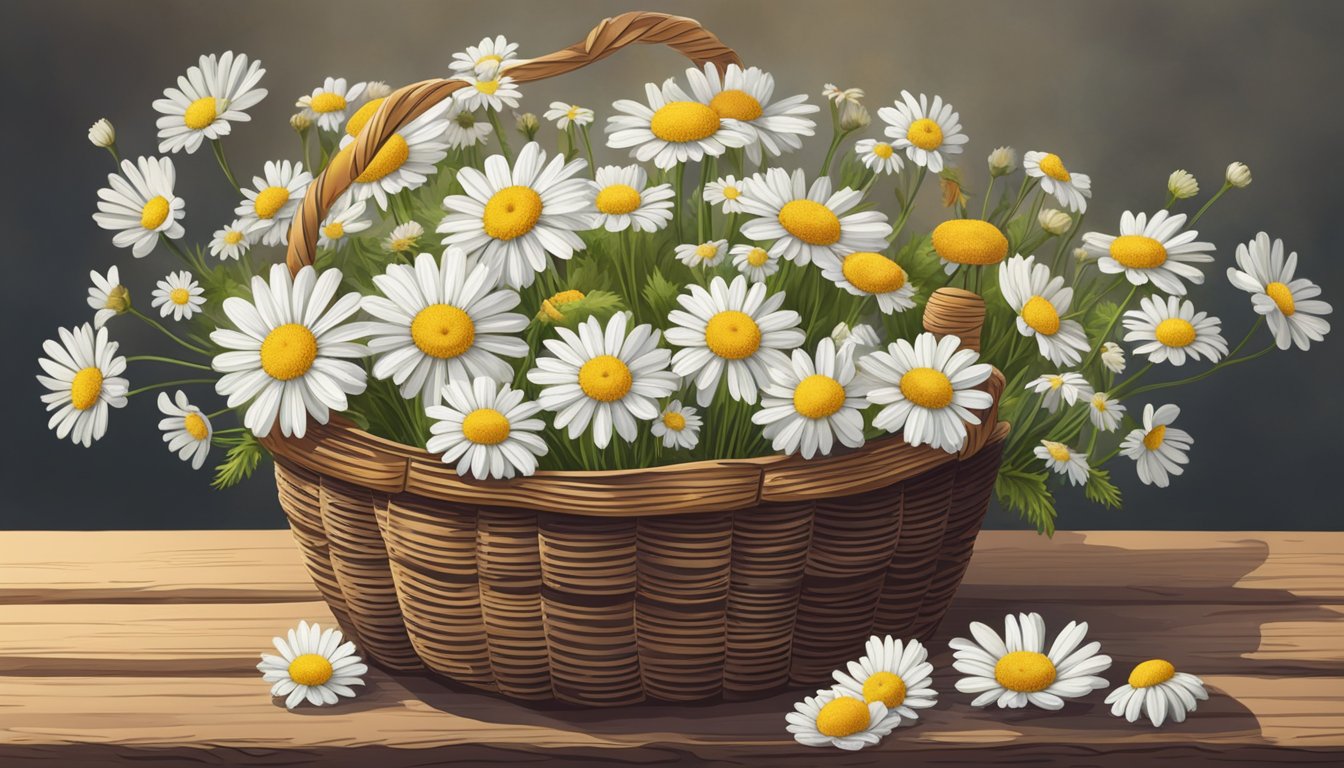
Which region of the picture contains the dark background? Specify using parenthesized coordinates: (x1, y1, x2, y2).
(2, 0, 1340, 531)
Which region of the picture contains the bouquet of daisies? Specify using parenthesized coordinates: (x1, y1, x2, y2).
(48, 38, 1330, 531)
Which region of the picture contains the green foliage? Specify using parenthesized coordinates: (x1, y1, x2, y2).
(642, 268, 682, 319)
(212, 432, 266, 490)
(1083, 466, 1124, 509)
(541, 289, 624, 327)
(995, 468, 1058, 536)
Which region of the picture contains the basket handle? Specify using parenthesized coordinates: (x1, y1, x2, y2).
(285, 11, 741, 273)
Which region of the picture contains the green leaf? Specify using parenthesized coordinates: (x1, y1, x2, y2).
(564, 252, 615, 293)
(1083, 466, 1123, 509)
(540, 289, 624, 327)
(1084, 299, 1120, 341)
(1004, 214, 1032, 254)
(995, 468, 1058, 536)
(211, 432, 266, 490)
(642, 268, 682, 320)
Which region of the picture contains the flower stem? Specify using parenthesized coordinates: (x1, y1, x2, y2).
(211, 139, 242, 194)
(130, 307, 210, 356)
(1188, 181, 1231, 227)
(487, 109, 513, 163)
(818, 131, 844, 180)
(1123, 345, 1274, 400)
(579, 124, 597, 179)
(127, 378, 215, 397)
(104, 144, 123, 165)
(980, 175, 996, 220)
(888, 166, 927, 244)
(672, 163, 687, 242)
(127, 355, 214, 371)
(1081, 285, 1138, 369)
(160, 235, 203, 272)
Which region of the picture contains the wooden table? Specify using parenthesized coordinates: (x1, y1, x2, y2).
(1, 530, 1340, 766)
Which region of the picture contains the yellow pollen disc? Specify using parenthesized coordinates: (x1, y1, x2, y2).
(931, 219, 1010, 266)
(323, 222, 345, 239)
(695, 243, 719, 260)
(995, 650, 1058, 693)
(793, 374, 846, 419)
(253, 186, 291, 219)
(390, 236, 416, 252)
(595, 184, 642, 215)
(353, 134, 409, 183)
(410, 304, 475, 359)
(183, 96, 218, 130)
(862, 671, 907, 708)
(815, 696, 871, 738)
(1038, 153, 1071, 182)
(462, 408, 511, 445)
(1045, 441, 1071, 462)
(1048, 376, 1064, 389)
(566, 106, 580, 119)
(170, 287, 191, 305)
(482, 185, 544, 241)
(475, 79, 501, 95)
(1091, 393, 1108, 411)
(1143, 424, 1167, 451)
(1021, 295, 1061, 335)
(578, 355, 633, 402)
(1154, 317, 1197, 348)
(906, 118, 944, 150)
(287, 653, 333, 687)
(842, 252, 906, 294)
(722, 186, 741, 200)
(872, 142, 895, 159)
(662, 411, 687, 431)
(140, 196, 171, 230)
(183, 413, 209, 440)
(1266, 281, 1296, 316)
(746, 247, 769, 267)
(345, 97, 385, 137)
(899, 367, 954, 410)
(476, 54, 503, 66)
(778, 199, 841, 246)
(1129, 659, 1177, 688)
(70, 367, 103, 411)
(224, 230, 244, 245)
(309, 91, 347, 113)
(649, 101, 721, 143)
(709, 89, 763, 121)
(1109, 235, 1168, 269)
(704, 310, 762, 360)
(260, 323, 318, 381)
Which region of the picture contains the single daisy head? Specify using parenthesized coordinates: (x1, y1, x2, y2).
(951, 612, 1111, 710)
(860, 332, 994, 454)
(296, 76, 367, 133)
(683, 62, 818, 164)
(37, 324, 129, 447)
(1034, 440, 1090, 486)
(987, 146, 1017, 177)
(590, 164, 674, 233)
(932, 219, 1009, 274)
(1083, 210, 1215, 296)
(651, 399, 702, 450)
(752, 337, 867, 459)
(1026, 372, 1093, 413)
(830, 322, 881, 356)
(831, 635, 937, 722)
(93, 156, 186, 258)
(876, 90, 968, 173)
(449, 34, 520, 79)
(1023, 151, 1093, 212)
(1168, 169, 1199, 200)
(704, 175, 747, 213)
(731, 243, 780, 283)
(1227, 232, 1332, 351)
(545, 101, 595, 129)
(335, 101, 451, 210)
(1100, 341, 1127, 374)
(605, 77, 754, 169)
(821, 251, 916, 315)
(425, 378, 547, 480)
(1105, 659, 1209, 727)
(822, 84, 865, 106)
(675, 239, 729, 269)
(384, 220, 424, 254)
(317, 196, 373, 251)
(998, 254, 1091, 366)
(151, 270, 205, 321)
(153, 51, 267, 154)
(855, 138, 904, 176)
(1122, 295, 1228, 366)
(88, 117, 115, 148)
(87, 266, 130, 328)
(1087, 391, 1126, 433)
(156, 390, 212, 470)
(235, 160, 312, 247)
(443, 101, 494, 149)
(786, 688, 901, 751)
(257, 620, 367, 709)
(453, 72, 522, 112)
(210, 218, 252, 261)
(1120, 403, 1192, 488)
(738, 167, 892, 269)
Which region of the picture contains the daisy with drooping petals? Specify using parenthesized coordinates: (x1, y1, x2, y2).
(87, 266, 129, 328)
(449, 35, 520, 78)
(37, 324, 129, 447)
(786, 688, 902, 751)
(876, 90, 968, 173)
(1123, 295, 1228, 366)
(1023, 151, 1093, 213)
(1035, 440, 1090, 486)
(822, 84, 865, 106)
(211, 264, 367, 439)
(738, 168, 892, 269)
(998, 255, 1091, 366)
(545, 101, 594, 129)
(156, 390, 212, 469)
(683, 63, 818, 164)
(527, 313, 680, 449)
(1227, 232, 1332, 351)
(675, 239, 728, 269)
(151, 270, 205, 321)
(651, 400, 701, 450)
(1100, 341, 1126, 374)
(153, 51, 268, 154)
(93, 156, 186, 258)
(752, 338, 866, 459)
(235, 160, 312, 247)
(831, 635, 938, 723)
(1120, 403, 1192, 488)
(1027, 372, 1093, 413)
(336, 101, 451, 210)
(665, 275, 805, 407)
(1083, 211, 1215, 296)
(831, 322, 881, 356)
(453, 73, 522, 112)
(605, 78, 754, 170)
(297, 77, 367, 133)
(952, 612, 1111, 710)
(731, 244, 779, 283)
(861, 333, 994, 453)
(704, 175, 747, 213)
(855, 138, 904, 176)
(362, 250, 528, 407)
(210, 219, 251, 261)
(1106, 659, 1209, 727)
(590, 164, 674, 233)
(443, 102, 494, 149)
(932, 219, 1010, 275)
(384, 221, 424, 254)
(317, 196, 373, 250)
(425, 378, 547, 480)
(821, 251, 917, 315)
(1088, 391, 1125, 432)
(256, 620, 367, 710)
(438, 142, 595, 289)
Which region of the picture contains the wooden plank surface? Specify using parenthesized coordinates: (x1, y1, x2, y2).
(1, 530, 1341, 766)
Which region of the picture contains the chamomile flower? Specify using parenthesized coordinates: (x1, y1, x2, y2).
(336, 101, 451, 210)
(86, 266, 129, 328)
(590, 164, 674, 233)
(1083, 211, 1215, 296)
(1027, 372, 1093, 413)
(665, 275, 805, 406)
(831, 635, 938, 722)
(37, 324, 129, 447)
(1100, 341, 1127, 374)
(605, 78, 754, 169)
(256, 620, 367, 710)
(384, 221, 424, 254)
(449, 35, 519, 78)
(443, 102, 494, 149)
(1035, 441, 1090, 486)
(861, 333, 994, 454)
(855, 138, 904, 175)
(821, 251, 917, 314)
(296, 77, 366, 133)
(156, 390, 212, 469)
(235, 160, 312, 247)
(822, 84, 865, 106)
(830, 322, 881, 356)
(704, 175, 747, 213)
(211, 264, 367, 439)
(1227, 232, 1332, 351)
(1123, 295, 1228, 366)
(738, 168, 892, 269)
(753, 337, 866, 459)
(651, 400, 701, 450)
(953, 613, 1111, 710)
(317, 196, 373, 250)
(1023, 151, 1093, 213)
(731, 243, 779, 283)
(527, 313, 680, 449)
(931, 219, 1009, 274)
(998, 255, 1091, 366)
(786, 688, 901, 751)
(1088, 391, 1125, 432)
(153, 51, 268, 154)
(210, 219, 251, 261)
(675, 239, 728, 268)
(683, 63, 818, 164)
(1121, 403, 1192, 488)
(425, 378, 547, 480)
(453, 73, 522, 112)
(545, 101, 594, 129)
(151, 270, 205, 321)
(1105, 660, 1209, 727)
(438, 142, 595, 289)
(93, 156, 186, 258)
(361, 250, 528, 406)
(876, 90, 968, 173)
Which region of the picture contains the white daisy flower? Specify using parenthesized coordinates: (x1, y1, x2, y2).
(1027, 372, 1093, 413)
(425, 378, 547, 480)
(362, 250, 528, 407)
(704, 175, 748, 213)
(998, 254, 1091, 366)
(211, 264, 367, 439)
(683, 63, 818, 164)
(1121, 403, 1192, 488)
(1168, 169, 1199, 200)
(156, 390, 212, 469)
(731, 243, 779, 283)
(1083, 211, 1215, 296)
(544, 101, 594, 129)
(385, 221, 424, 254)
(830, 322, 881, 356)
(449, 35, 520, 79)
(786, 688, 901, 751)
(37, 324, 129, 447)
(860, 333, 994, 454)
(235, 160, 312, 247)
(1088, 391, 1126, 432)
(1100, 341, 1127, 374)
(590, 164, 674, 233)
(364, 81, 392, 100)
(88, 118, 115, 149)
(738, 168, 892, 269)
(151, 270, 205, 321)
(453, 73, 522, 112)
(1226, 161, 1252, 188)
(952, 612, 1111, 710)
(336, 101, 451, 210)
(86, 266, 129, 328)
(1227, 232, 1332, 351)
(296, 77, 366, 133)
(675, 239, 729, 268)
(153, 51, 267, 154)
(831, 635, 938, 722)
(855, 138, 904, 176)
(605, 78, 754, 169)
(820, 251, 917, 315)
(93, 156, 186, 258)
(1106, 659, 1209, 727)
(821, 84, 865, 106)
(753, 338, 866, 459)
(1035, 440, 1090, 486)
(876, 90, 968, 173)
(1123, 295, 1228, 366)
(987, 146, 1017, 176)
(665, 275, 805, 406)
(443, 102, 494, 149)
(210, 218, 251, 261)
(526, 313, 680, 449)
(651, 399, 701, 450)
(1023, 151, 1093, 213)
(256, 620, 367, 710)
(317, 196, 373, 250)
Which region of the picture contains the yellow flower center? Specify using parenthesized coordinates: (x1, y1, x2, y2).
(1037, 153, 1071, 182)
(1129, 659, 1177, 688)
(1048, 376, 1064, 390)
(105, 285, 130, 312)
(815, 696, 871, 738)
(352, 134, 409, 183)
(695, 243, 719, 261)
(906, 118, 944, 150)
(1045, 441, 1072, 462)
(224, 230, 244, 245)
(475, 79, 501, 96)
(345, 97, 385, 137)
(323, 222, 345, 240)
(1091, 393, 1109, 411)
(793, 374, 846, 420)
(931, 219, 1010, 266)
(1265, 281, 1296, 316)
(861, 671, 907, 708)
(995, 650, 1057, 693)
(310, 91, 347, 114)
(260, 323, 318, 381)
(183, 96, 218, 130)
(462, 408, 511, 445)
(567, 106, 580, 119)
(70, 367, 103, 411)
(746, 247, 769, 267)
(1143, 424, 1167, 451)
(899, 367, 954, 410)
(1021, 295, 1061, 335)
(578, 355, 633, 402)
(872, 142, 895, 159)
(662, 411, 687, 431)
(183, 413, 209, 441)
(482, 185, 543, 240)
(476, 53, 503, 67)
(139, 196, 171, 230)
(410, 304, 475, 359)
(722, 185, 741, 200)
(1109, 235, 1168, 269)
(1154, 317, 1197, 348)
(778, 199, 841, 246)
(709, 89, 763, 121)
(287, 653, 334, 687)
(595, 184, 642, 215)
(649, 101, 721, 143)
(705, 310, 762, 360)
(170, 287, 191, 305)
(390, 235, 418, 252)
(540, 289, 584, 322)
(253, 186, 291, 220)
(842, 252, 906, 294)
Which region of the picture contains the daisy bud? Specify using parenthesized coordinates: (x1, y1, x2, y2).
(838, 101, 870, 132)
(106, 284, 132, 314)
(1073, 246, 1092, 263)
(1100, 341, 1126, 374)
(365, 80, 393, 100)
(1225, 161, 1252, 188)
(987, 146, 1017, 177)
(1167, 169, 1199, 200)
(384, 221, 424, 253)
(515, 112, 540, 140)
(1038, 208, 1073, 235)
(87, 118, 115, 148)
(289, 113, 312, 133)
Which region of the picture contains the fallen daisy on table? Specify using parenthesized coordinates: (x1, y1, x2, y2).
(831, 635, 938, 721)
(951, 611, 1111, 710)
(786, 687, 903, 751)
(257, 620, 368, 709)
(1105, 659, 1209, 727)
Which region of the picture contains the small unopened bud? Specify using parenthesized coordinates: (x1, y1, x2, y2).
(987, 146, 1017, 177)
(88, 118, 115, 148)
(106, 284, 132, 314)
(1225, 161, 1252, 189)
(1168, 169, 1199, 200)
(838, 101, 870, 132)
(515, 112, 540, 140)
(1073, 246, 1092, 264)
(289, 113, 312, 133)
(1038, 208, 1072, 236)
(365, 81, 393, 100)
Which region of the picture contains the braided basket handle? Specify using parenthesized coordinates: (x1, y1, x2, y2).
(285, 11, 741, 273)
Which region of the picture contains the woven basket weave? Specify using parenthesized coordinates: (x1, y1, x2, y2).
(263, 11, 1010, 707)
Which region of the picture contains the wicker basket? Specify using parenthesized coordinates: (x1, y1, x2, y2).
(263, 11, 1011, 707)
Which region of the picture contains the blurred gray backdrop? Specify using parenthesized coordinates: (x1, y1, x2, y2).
(2, 0, 1340, 530)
